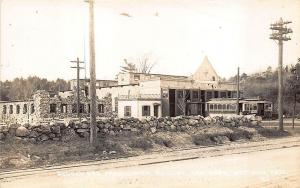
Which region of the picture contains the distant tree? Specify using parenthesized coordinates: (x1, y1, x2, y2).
(240, 73, 248, 80)
(266, 66, 272, 73)
(0, 81, 10, 101)
(120, 59, 137, 73)
(287, 61, 300, 127)
(241, 62, 300, 116)
(121, 53, 157, 74)
(0, 77, 70, 101)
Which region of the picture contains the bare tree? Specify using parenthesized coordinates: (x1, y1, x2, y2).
(176, 90, 190, 116)
(136, 54, 157, 73)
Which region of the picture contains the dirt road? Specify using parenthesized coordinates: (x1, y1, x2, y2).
(1, 137, 300, 188)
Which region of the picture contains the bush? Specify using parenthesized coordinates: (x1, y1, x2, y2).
(152, 136, 174, 148)
(192, 134, 214, 146)
(257, 128, 289, 138)
(129, 138, 153, 150)
(227, 133, 238, 141)
(94, 139, 124, 153)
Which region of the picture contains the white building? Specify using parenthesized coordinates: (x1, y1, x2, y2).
(96, 56, 237, 119)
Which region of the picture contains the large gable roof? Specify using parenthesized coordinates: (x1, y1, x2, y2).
(192, 56, 220, 82)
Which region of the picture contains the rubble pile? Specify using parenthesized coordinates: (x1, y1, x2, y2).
(0, 115, 260, 142)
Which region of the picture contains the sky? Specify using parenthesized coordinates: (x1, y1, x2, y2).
(0, 0, 300, 81)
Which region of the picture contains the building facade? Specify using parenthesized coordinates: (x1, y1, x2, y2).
(96, 56, 237, 118)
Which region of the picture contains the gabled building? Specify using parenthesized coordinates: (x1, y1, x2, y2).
(96, 56, 237, 118)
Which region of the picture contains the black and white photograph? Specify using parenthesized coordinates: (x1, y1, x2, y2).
(0, 0, 300, 187)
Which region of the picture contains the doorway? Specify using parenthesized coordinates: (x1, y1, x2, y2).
(154, 105, 159, 117)
(169, 89, 175, 117)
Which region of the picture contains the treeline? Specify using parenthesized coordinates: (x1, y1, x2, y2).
(229, 64, 300, 115)
(0, 76, 70, 101)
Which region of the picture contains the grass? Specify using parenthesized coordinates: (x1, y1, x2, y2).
(0, 123, 295, 171)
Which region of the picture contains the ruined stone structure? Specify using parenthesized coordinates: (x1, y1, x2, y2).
(0, 90, 112, 125)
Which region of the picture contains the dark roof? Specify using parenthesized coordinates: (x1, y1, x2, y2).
(98, 83, 139, 89)
(207, 98, 272, 104)
(70, 79, 117, 82)
(118, 72, 188, 78)
(0, 99, 34, 103)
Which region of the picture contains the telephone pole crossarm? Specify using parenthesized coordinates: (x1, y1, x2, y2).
(70, 57, 85, 121)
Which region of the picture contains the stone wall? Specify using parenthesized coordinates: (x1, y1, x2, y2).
(0, 115, 260, 142)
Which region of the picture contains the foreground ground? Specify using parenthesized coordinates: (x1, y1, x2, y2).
(2, 122, 291, 170)
(1, 136, 299, 188)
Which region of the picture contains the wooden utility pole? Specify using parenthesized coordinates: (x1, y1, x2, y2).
(88, 0, 97, 145)
(270, 18, 292, 131)
(0, 0, 3, 82)
(236, 67, 240, 115)
(71, 57, 84, 121)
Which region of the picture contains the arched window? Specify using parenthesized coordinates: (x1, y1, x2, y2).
(23, 104, 28, 114)
(98, 104, 104, 113)
(2, 105, 7, 114)
(9, 105, 13, 114)
(31, 104, 35, 114)
(16, 105, 20, 114)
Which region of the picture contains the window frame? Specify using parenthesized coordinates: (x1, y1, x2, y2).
(192, 90, 199, 101)
(2, 105, 7, 114)
(31, 104, 35, 114)
(124, 106, 131, 117)
(9, 105, 13, 114)
(61, 104, 68, 113)
(177, 90, 184, 99)
(16, 105, 20, 114)
(50, 104, 57, 113)
(206, 91, 213, 100)
(142, 105, 151, 116)
(98, 104, 104, 113)
(23, 104, 27, 114)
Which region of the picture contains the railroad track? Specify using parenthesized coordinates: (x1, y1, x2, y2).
(1, 136, 300, 181)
